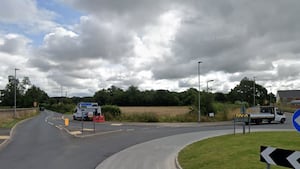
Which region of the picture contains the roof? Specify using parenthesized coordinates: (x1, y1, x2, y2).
(277, 90, 300, 98)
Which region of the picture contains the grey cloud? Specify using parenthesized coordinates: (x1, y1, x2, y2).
(106, 73, 143, 88)
(163, 0, 300, 80)
(152, 60, 197, 80)
(0, 35, 29, 54)
(28, 58, 52, 72)
(63, 0, 176, 29)
(47, 70, 84, 88)
(277, 64, 300, 80)
(38, 17, 133, 63)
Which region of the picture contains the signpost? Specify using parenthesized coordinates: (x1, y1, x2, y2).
(292, 109, 300, 132)
(234, 105, 250, 135)
(234, 113, 250, 135)
(260, 146, 300, 169)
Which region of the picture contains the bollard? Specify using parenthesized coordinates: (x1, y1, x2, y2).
(65, 118, 69, 127)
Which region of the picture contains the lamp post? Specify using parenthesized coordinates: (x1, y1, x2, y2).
(206, 80, 214, 92)
(198, 61, 202, 122)
(14, 68, 19, 117)
(253, 76, 256, 106)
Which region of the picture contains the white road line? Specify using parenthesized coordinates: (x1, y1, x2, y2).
(111, 123, 123, 126)
(55, 125, 63, 130)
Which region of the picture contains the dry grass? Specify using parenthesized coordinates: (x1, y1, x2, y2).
(120, 106, 190, 116)
(0, 109, 38, 128)
(227, 108, 241, 119)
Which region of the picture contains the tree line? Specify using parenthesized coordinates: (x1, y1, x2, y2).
(0, 77, 275, 115)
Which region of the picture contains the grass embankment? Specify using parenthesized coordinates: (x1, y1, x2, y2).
(178, 132, 300, 169)
(0, 111, 38, 128)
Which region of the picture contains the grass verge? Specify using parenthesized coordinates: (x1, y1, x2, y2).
(0, 111, 39, 128)
(178, 131, 300, 169)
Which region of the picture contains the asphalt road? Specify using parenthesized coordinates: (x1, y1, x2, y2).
(0, 110, 294, 169)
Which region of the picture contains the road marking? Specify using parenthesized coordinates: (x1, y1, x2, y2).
(111, 123, 123, 126)
(48, 122, 54, 126)
(45, 116, 50, 123)
(83, 128, 94, 131)
(0, 136, 9, 139)
(69, 131, 82, 135)
(55, 125, 63, 130)
(287, 151, 300, 169)
(261, 147, 276, 165)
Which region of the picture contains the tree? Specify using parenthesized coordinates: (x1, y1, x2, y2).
(152, 90, 179, 106)
(228, 77, 268, 106)
(125, 86, 142, 106)
(1, 78, 23, 107)
(93, 89, 111, 105)
(178, 88, 198, 106)
(23, 85, 49, 107)
(200, 92, 215, 115)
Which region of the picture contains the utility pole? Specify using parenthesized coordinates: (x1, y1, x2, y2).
(206, 80, 214, 92)
(253, 76, 256, 106)
(268, 85, 272, 106)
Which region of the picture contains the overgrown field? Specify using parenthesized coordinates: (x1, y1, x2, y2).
(179, 131, 300, 169)
(0, 109, 38, 128)
(120, 106, 190, 115)
(118, 106, 193, 122)
(116, 105, 240, 122)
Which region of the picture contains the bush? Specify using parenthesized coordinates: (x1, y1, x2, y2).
(46, 103, 75, 114)
(102, 105, 121, 120)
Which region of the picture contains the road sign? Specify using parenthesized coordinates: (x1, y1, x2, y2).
(260, 146, 300, 168)
(292, 109, 300, 132)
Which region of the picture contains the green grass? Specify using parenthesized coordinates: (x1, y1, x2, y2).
(178, 132, 300, 169)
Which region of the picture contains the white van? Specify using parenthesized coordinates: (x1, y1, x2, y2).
(73, 102, 101, 120)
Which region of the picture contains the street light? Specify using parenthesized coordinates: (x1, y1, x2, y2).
(253, 76, 256, 106)
(14, 68, 19, 117)
(206, 80, 214, 92)
(198, 61, 202, 122)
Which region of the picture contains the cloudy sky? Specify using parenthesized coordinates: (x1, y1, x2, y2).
(0, 0, 300, 97)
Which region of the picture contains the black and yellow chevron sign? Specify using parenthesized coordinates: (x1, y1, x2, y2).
(235, 113, 249, 118)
